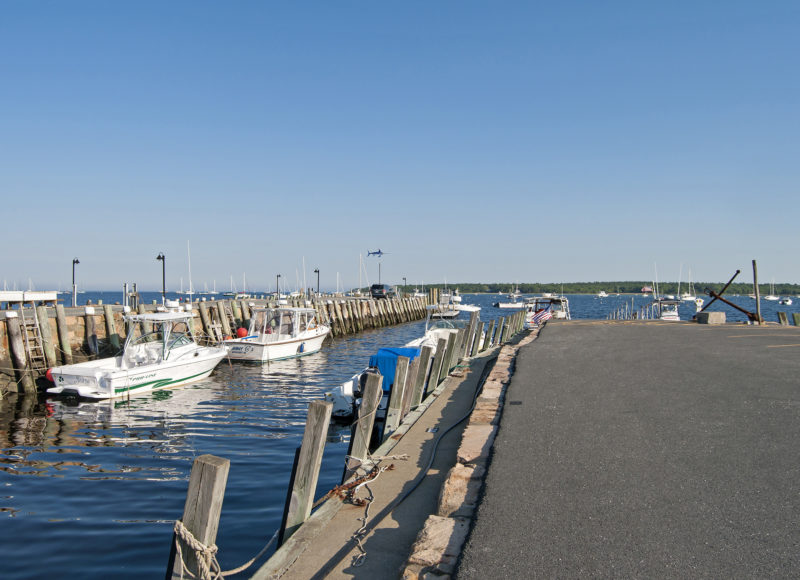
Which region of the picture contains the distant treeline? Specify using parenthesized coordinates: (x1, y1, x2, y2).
(390, 282, 800, 296)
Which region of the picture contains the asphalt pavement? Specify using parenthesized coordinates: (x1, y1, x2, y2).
(457, 320, 800, 579)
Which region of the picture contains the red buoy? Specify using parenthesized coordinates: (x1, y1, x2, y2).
(236, 327, 248, 338)
(46, 368, 54, 383)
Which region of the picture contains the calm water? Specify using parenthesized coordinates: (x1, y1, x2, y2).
(1, 292, 797, 578)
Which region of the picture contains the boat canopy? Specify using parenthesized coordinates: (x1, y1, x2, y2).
(125, 311, 196, 323)
(368, 347, 421, 392)
(248, 307, 318, 338)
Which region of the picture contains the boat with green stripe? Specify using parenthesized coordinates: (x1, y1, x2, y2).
(47, 307, 228, 400)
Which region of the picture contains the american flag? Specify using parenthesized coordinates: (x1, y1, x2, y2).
(532, 308, 553, 325)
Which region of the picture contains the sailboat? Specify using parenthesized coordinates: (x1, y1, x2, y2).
(681, 268, 697, 301)
(764, 279, 779, 301)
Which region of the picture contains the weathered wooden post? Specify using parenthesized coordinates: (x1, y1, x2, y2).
(216, 302, 232, 337)
(482, 320, 495, 351)
(35, 305, 58, 367)
(5, 313, 36, 394)
(470, 322, 485, 357)
(84, 307, 98, 356)
(777, 312, 789, 326)
(752, 259, 762, 325)
(410, 345, 434, 408)
(102, 305, 121, 352)
(344, 373, 383, 482)
(429, 337, 448, 394)
(167, 454, 230, 579)
(793, 313, 800, 327)
(401, 356, 420, 419)
(281, 400, 333, 543)
(495, 317, 506, 345)
(440, 334, 457, 381)
(383, 356, 410, 441)
(198, 302, 212, 340)
(54, 304, 73, 365)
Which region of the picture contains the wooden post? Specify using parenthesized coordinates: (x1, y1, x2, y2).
(84, 307, 98, 356)
(440, 333, 457, 381)
(450, 329, 465, 371)
(430, 337, 448, 392)
(167, 454, 230, 579)
(103, 305, 121, 353)
(777, 311, 789, 326)
(495, 317, 506, 345)
(54, 304, 73, 365)
(344, 373, 383, 482)
(753, 259, 762, 325)
(793, 313, 800, 326)
(230, 300, 243, 328)
(471, 322, 485, 357)
(216, 302, 232, 337)
(35, 305, 58, 367)
(5, 313, 36, 394)
(482, 320, 495, 351)
(463, 311, 479, 357)
(383, 356, 410, 441)
(411, 345, 434, 408)
(401, 356, 420, 418)
(281, 400, 333, 542)
(198, 302, 212, 340)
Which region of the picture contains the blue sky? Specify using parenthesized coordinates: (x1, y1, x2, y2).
(2, 1, 798, 291)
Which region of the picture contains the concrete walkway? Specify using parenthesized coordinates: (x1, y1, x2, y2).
(254, 349, 499, 579)
(457, 321, 800, 578)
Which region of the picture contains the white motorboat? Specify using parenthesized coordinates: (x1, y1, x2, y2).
(779, 297, 792, 305)
(47, 309, 227, 400)
(596, 290, 608, 298)
(524, 296, 571, 328)
(654, 298, 681, 321)
(224, 307, 330, 362)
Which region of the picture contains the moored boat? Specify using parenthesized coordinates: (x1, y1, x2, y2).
(525, 295, 571, 328)
(47, 309, 227, 400)
(224, 307, 329, 362)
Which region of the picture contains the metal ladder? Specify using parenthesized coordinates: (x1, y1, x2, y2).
(20, 304, 48, 372)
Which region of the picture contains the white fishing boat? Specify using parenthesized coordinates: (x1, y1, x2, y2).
(524, 295, 571, 328)
(654, 298, 681, 321)
(596, 290, 608, 298)
(224, 307, 329, 362)
(779, 297, 792, 305)
(494, 294, 525, 309)
(46, 309, 227, 400)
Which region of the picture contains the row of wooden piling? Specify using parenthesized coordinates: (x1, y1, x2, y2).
(0, 296, 430, 399)
(166, 309, 527, 578)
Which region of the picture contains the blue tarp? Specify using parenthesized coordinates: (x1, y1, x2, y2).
(368, 347, 422, 392)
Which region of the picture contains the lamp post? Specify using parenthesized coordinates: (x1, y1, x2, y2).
(156, 253, 166, 304)
(313, 269, 320, 296)
(276, 274, 281, 297)
(71, 258, 80, 307)
(403, 277, 407, 296)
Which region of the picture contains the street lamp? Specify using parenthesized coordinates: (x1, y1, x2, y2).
(403, 277, 407, 294)
(156, 252, 166, 304)
(71, 258, 80, 307)
(276, 274, 281, 297)
(313, 268, 320, 296)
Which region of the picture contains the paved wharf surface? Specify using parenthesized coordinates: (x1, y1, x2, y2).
(256, 350, 498, 580)
(458, 321, 800, 579)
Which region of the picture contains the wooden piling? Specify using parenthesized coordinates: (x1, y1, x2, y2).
(440, 334, 457, 381)
(482, 320, 496, 351)
(471, 321, 485, 357)
(344, 373, 383, 481)
(401, 356, 420, 419)
(216, 302, 232, 337)
(167, 454, 230, 579)
(429, 337, 448, 394)
(411, 345, 434, 408)
(777, 311, 789, 326)
(281, 400, 333, 543)
(383, 355, 410, 441)
(5, 313, 35, 394)
(84, 307, 98, 356)
(35, 305, 58, 367)
(103, 305, 121, 352)
(793, 313, 800, 327)
(54, 304, 73, 365)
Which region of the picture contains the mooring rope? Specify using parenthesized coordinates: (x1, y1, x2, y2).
(172, 520, 279, 580)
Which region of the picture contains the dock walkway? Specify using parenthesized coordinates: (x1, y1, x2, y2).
(458, 321, 800, 578)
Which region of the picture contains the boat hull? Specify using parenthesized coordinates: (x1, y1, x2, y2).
(47, 348, 227, 400)
(225, 330, 329, 362)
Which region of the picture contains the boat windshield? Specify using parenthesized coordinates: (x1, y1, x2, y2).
(124, 319, 194, 364)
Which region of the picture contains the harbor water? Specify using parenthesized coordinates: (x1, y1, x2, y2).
(1, 292, 797, 578)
